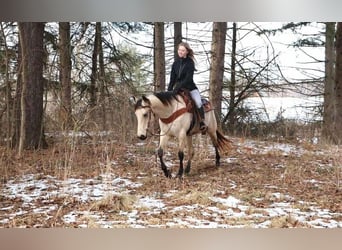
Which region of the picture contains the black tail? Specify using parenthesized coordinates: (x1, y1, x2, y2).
(216, 130, 232, 153)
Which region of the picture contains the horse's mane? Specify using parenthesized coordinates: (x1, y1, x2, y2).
(134, 98, 143, 110)
(154, 91, 179, 106)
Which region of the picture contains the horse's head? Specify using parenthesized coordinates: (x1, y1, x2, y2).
(130, 95, 152, 140)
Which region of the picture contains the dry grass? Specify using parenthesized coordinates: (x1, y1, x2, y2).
(0, 134, 341, 228)
(269, 214, 304, 228)
(167, 190, 214, 207)
(89, 194, 136, 212)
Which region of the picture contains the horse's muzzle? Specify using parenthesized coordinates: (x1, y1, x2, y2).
(138, 135, 147, 140)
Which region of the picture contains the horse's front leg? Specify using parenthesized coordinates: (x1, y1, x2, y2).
(158, 135, 171, 178)
(177, 150, 184, 178)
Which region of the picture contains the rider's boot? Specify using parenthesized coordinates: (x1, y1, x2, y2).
(198, 106, 207, 134)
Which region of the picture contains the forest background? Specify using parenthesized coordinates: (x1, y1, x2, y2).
(1, 22, 341, 153)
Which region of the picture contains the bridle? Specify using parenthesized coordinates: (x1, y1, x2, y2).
(137, 101, 181, 137)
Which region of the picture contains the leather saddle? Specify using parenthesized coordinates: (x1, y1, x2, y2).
(178, 90, 213, 135)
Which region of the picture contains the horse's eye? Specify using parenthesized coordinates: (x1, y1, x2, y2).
(143, 113, 149, 118)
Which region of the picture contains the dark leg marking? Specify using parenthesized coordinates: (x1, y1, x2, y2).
(177, 151, 184, 178)
(185, 161, 191, 174)
(158, 148, 171, 178)
(215, 147, 220, 166)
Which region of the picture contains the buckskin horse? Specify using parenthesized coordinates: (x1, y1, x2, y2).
(131, 91, 231, 178)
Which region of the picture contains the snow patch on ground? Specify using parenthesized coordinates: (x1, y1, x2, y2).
(1, 171, 341, 228)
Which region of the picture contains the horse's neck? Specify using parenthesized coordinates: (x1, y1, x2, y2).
(149, 95, 183, 118)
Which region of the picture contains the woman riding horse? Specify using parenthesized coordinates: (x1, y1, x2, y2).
(168, 42, 207, 133)
(132, 92, 231, 178)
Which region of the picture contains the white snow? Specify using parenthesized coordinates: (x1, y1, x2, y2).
(1, 170, 341, 228)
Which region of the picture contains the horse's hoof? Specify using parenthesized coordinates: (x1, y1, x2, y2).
(166, 171, 172, 178)
(176, 172, 183, 179)
(185, 163, 191, 174)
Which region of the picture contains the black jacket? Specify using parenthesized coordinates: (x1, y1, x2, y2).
(168, 57, 197, 92)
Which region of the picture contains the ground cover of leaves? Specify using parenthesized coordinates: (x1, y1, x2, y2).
(0, 135, 341, 228)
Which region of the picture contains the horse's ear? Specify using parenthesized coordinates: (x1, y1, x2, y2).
(129, 96, 137, 106)
(142, 95, 151, 105)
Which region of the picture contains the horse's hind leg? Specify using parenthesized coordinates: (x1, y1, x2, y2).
(176, 134, 188, 178)
(185, 136, 194, 174)
(208, 130, 220, 166)
(214, 146, 220, 166)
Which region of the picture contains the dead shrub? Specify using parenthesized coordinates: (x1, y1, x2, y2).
(89, 194, 136, 212)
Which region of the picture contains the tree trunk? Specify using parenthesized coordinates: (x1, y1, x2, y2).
(18, 22, 47, 153)
(154, 22, 165, 91)
(333, 22, 342, 144)
(174, 22, 182, 60)
(0, 23, 13, 147)
(90, 22, 99, 107)
(97, 22, 107, 131)
(12, 38, 23, 148)
(228, 22, 237, 133)
(209, 22, 227, 126)
(59, 22, 72, 130)
(322, 22, 336, 143)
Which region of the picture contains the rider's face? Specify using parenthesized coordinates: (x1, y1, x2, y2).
(177, 45, 188, 58)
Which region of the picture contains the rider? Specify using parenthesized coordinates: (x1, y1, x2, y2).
(168, 42, 207, 133)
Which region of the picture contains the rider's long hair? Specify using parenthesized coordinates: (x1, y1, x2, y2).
(178, 42, 197, 69)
